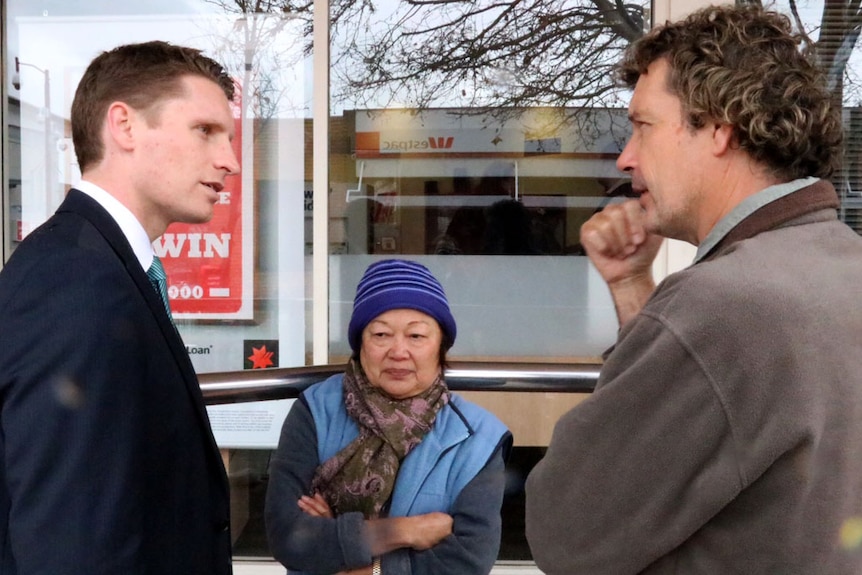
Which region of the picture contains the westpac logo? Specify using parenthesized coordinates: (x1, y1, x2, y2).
(381, 135, 455, 151)
(428, 136, 454, 149)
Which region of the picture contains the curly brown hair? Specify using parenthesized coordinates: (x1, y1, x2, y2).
(71, 41, 235, 174)
(616, 4, 842, 180)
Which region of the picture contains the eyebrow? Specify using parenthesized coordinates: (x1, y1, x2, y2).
(628, 107, 653, 124)
(369, 318, 434, 328)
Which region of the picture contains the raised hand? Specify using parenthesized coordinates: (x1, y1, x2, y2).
(580, 200, 664, 325)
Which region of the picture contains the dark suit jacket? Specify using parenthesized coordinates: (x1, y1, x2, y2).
(0, 190, 232, 574)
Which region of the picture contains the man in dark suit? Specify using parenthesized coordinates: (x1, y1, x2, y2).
(0, 41, 240, 574)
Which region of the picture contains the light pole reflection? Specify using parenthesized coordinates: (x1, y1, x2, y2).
(14, 56, 54, 226)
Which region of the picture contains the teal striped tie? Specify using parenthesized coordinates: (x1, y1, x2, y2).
(146, 256, 174, 322)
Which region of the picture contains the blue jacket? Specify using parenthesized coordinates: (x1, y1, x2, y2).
(266, 373, 511, 575)
(307, 374, 508, 517)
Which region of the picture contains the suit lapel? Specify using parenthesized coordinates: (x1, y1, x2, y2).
(59, 191, 193, 373)
(58, 190, 228, 487)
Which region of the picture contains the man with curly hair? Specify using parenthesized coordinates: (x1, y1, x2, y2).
(526, 4, 862, 574)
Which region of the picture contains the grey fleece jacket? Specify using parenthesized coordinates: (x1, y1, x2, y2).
(525, 180, 862, 574)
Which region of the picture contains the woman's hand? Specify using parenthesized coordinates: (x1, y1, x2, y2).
(364, 512, 453, 555)
(298, 493, 333, 518)
(299, 494, 453, 563)
(403, 512, 453, 550)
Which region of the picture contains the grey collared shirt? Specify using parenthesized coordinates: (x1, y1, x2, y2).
(694, 177, 819, 263)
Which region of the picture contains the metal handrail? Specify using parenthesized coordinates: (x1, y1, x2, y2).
(200, 361, 601, 405)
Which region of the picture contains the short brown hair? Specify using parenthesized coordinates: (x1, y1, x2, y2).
(71, 41, 235, 173)
(616, 4, 842, 180)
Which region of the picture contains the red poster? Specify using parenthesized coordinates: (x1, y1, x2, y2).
(153, 85, 252, 320)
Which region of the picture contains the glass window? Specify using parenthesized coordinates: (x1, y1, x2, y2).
(766, 0, 862, 235)
(327, 0, 652, 362)
(4, 0, 311, 373)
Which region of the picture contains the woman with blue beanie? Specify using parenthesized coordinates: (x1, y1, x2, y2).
(266, 259, 512, 575)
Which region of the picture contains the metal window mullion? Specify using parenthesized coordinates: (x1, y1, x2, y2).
(312, 0, 330, 365)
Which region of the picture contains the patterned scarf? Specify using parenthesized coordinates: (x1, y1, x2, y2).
(310, 359, 450, 518)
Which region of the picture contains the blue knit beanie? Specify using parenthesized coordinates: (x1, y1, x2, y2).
(347, 259, 457, 354)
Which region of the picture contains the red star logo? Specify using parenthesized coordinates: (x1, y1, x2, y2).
(247, 345, 274, 369)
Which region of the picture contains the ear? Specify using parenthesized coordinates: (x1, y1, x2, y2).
(104, 102, 137, 152)
(711, 122, 734, 156)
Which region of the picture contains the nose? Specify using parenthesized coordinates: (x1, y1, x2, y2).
(387, 335, 410, 358)
(616, 139, 635, 174)
(219, 140, 241, 176)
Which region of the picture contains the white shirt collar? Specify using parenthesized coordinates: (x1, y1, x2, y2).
(75, 180, 155, 271)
